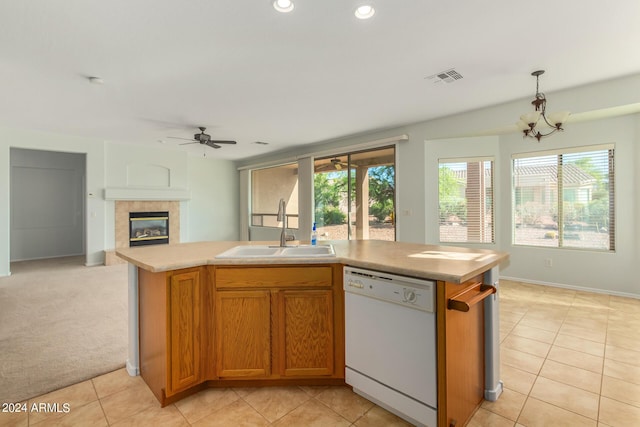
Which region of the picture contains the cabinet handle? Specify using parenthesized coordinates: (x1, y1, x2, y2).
(447, 282, 496, 312)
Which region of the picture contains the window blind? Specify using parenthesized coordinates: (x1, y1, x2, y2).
(512, 146, 614, 251)
(438, 159, 494, 243)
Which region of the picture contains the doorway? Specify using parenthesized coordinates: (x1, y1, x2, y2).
(10, 148, 86, 261)
(313, 146, 396, 241)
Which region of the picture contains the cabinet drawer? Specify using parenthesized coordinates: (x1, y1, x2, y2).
(214, 266, 333, 289)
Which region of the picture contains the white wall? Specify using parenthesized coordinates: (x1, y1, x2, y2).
(0, 126, 106, 275)
(104, 143, 240, 247)
(496, 115, 637, 296)
(185, 155, 239, 242)
(104, 143, 190, 249)
(236, 73, 640, 297)
(0, 130, 239, 276)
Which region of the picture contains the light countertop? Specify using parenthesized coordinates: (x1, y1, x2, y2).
(116, 240, 508, 283)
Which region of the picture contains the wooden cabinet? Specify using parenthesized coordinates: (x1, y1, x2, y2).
(212, 264, 343, 381)
(138, 266, 205, 403)
(278, 289, 334, 377)
(138, 263, 344, 406)
(167, 269, 202, 395)
(215, 290, 271, 378)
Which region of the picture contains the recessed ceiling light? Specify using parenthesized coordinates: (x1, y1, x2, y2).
(273, 0, 294, 13)
(355, 5, 375, 19)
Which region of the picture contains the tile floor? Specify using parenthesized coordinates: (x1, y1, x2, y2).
(1, 280, 640, 426)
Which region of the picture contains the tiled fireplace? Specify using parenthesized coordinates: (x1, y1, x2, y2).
(105, 200, 180, 265)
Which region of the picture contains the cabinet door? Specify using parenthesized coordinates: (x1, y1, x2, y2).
(168, 269, 201, 395)
(278, 289, 334, 377)
(215, 290, 271, 378)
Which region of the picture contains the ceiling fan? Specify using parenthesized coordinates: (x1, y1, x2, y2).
(316, 157, 349, 172)
(168, 127, 237, 149)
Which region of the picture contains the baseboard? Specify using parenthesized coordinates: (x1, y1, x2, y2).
(499, 275, 640, 300)
(85, 261, 105, 267)
(484, 380, 503, 401)
(126, 359, 139, 376)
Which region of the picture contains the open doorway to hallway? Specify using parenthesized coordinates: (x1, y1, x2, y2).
(10, 148, 86, 261)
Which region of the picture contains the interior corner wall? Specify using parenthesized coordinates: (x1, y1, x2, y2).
(104, 143, 240, 246)
(497, 114, 639, 296)
(234, 73, 640, 296)
(0, 126, 106, 276)
(185, 155, 240, 242)
(423, 136, 501, 247)
(104, 142, 190, 249)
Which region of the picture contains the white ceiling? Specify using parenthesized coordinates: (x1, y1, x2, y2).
(1, 1, 640, 160)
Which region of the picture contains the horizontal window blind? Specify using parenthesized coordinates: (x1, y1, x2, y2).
(439, 159, 494, 243)
(512, 147, 614, 251)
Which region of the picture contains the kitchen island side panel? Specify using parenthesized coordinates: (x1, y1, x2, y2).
(138, 267, 168, 403)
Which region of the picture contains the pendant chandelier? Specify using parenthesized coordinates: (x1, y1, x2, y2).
(516, 70, 570, 142)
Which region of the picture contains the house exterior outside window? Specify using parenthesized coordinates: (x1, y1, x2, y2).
(512, 145, 615, 251)
(251, 163, 299, 229)
(438, 158, 494, 243)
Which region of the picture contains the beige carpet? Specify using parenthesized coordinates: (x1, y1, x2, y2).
(0, 256, 128, 404)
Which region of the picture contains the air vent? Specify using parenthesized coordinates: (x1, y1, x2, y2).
(425, 68, 463, 84)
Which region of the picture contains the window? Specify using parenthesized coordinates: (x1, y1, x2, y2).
(512, 145, 614, 251)
(313, 146, 396, 241)
(251, 163, 299, 229)
(439, 158, 494, 243)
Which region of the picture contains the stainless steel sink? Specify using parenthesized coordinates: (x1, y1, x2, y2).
(215, 244, 335, 259)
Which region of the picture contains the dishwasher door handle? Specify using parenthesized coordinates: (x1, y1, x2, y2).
(447, 283, 496, 312)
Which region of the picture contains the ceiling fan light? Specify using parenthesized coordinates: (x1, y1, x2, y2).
(273, 0, 294, 13)
(547, 111, 571, 126)
(355, 5, 375, 19)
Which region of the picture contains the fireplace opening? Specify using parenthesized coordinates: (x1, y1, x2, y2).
(129, 211, 169, 247)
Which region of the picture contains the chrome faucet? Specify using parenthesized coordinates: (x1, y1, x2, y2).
(277, 198, 288, 247)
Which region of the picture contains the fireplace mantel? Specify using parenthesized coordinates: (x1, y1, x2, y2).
(104, 187, 191, 201)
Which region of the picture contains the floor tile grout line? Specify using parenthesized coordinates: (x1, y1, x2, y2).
(505, 289, 584, 425)
(89, 380, 110, 427)
(310, 390, 360, 425)
(596, 297, 613, 426)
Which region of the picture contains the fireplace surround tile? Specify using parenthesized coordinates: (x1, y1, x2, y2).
(106, 201, 180, 266)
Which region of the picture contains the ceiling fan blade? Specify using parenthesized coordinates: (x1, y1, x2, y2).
(179, 141, 199, 145)
(210, 140, 237, 145)
(205, 141, 222, 149)
(314, 164, 335, 172)
(167, 136, 196, 141)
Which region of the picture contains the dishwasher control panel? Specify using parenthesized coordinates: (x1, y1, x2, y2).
(344, 266, 435, 312)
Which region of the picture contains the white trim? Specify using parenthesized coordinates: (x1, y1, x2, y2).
(500, 275, 640, 299)
(511, 143, 615, 159)
(237, 157, 298, 172)
(307, 134, 408, 160)
(439, 155, 494, 164)
(237, 134, 408, 171)
(104, 187, 191, 201)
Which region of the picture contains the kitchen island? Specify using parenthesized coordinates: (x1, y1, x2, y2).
(117, 240, 508, 427)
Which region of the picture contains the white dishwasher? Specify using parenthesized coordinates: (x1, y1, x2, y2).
(344, 266, 437, 427)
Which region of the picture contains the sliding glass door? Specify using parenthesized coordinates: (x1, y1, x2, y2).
(313, 146, 395, 241)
